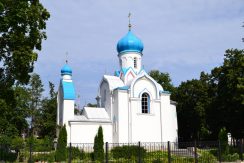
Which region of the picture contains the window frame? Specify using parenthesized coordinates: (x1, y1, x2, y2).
(141, 92, 150, 113)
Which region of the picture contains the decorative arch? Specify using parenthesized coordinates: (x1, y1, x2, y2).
(131, 73, 160, 99)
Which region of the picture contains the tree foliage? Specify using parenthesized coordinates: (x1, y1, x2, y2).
(39, 82, 57, 139)
(209, 49, 244, 139)
(0, 0, 50, 86)
(28, 73, 44, 136)
(0, 0, 49, 139)
(175, 76, 211, 141)
(149, 70, 176, 96)
(175, 49, 244, 141)
(0, 85, 29, 138)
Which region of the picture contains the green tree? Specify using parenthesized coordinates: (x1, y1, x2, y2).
(175, 76, 211, 141)
(0, 85, 30, 138)
(0, 0, 49, 139)
(28, 73, 44, 137)
(39, 82, 57, 139)
(93, 126, 104, 162)
(209, 49, 244, 139)
(56, 125, 67, 162)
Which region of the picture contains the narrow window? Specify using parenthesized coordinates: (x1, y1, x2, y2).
(141, 93, 150, 113)
(134, 57, 137, 68)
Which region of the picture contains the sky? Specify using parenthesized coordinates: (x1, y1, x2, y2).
(37, 0, 244, 107)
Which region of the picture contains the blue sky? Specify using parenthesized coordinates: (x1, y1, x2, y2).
(37, 0, 244, 106)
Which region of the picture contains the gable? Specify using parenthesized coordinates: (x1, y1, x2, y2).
(130, 73, 162, 99)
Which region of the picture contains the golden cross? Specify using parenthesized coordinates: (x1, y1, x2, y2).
(128, 12, 132, 31)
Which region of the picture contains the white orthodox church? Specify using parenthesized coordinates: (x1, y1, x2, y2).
(57, 25, 178, 144)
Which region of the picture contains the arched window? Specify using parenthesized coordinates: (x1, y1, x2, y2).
(134, 57, 137, 68)
(141, 93, 150, 113)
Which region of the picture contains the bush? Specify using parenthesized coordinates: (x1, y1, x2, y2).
(28, 136, 53, 152)
(111, 145, 146, 160)
(146, 150, 168, 159)
(198, 151, 217, 163)
(222, 153, 239, 161)
(0, 145, 17, 162)
(67, 146, 85, 160)
(32, 152, 55, 162)
(55, 125, 67, 162)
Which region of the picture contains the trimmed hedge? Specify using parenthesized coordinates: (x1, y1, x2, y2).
(111, 145, 146, 160)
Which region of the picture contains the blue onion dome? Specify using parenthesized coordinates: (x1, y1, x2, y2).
(61, 64, 72, 75)
(117, 31, 144, 54)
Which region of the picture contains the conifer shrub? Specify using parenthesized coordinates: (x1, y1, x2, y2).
(55, 125, 67, 162)
(93, 126, 104, 162)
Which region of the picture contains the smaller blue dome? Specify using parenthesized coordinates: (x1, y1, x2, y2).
(61, 64, 72, 75)
(117, 31, 144, 54)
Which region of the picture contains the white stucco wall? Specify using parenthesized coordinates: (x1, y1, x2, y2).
(68, 122, 112, 143)
(100, 81, 111, 119)
(117, 90, 129, 143)
(160, 94, 178, 142)
(112, 90, 119, 143)
(130, 99, 162, 142)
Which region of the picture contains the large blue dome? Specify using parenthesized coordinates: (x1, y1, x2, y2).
(61, 64, 72, 75)
(117, 31, 144, 54)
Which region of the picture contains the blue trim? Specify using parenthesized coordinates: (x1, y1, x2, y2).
(121, 66, 138, 76)
(62, 81, 75, 100)
(160, 90, 171, 94)
(121, 67, 129, 75)
(116, 86, 129, 90)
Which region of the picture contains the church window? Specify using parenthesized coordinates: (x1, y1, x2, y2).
(134, 57, 137, 68)
(141, 93, 150, 113)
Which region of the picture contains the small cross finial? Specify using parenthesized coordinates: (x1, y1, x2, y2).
(128, 12, 132, 31)
(65, 52, 68, 64)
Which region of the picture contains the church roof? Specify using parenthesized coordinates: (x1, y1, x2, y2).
(62, 81, 75, 100)
(103, 75, 124, 91)
(117, 31, 144, 54)
(83, 107, 109, 120)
